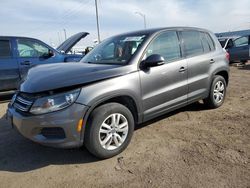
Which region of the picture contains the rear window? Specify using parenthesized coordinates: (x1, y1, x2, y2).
(0, 40, 11, 58)
(181, 31, 203, 57)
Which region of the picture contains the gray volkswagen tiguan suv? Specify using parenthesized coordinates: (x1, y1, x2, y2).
(7, 27, 229, 159)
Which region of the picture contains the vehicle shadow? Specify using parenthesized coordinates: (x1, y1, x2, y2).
(136, 101, 207, 130)
(0, 101, 207, 173)
(238, 63, 250, 71)
(0, 112, 99, 173)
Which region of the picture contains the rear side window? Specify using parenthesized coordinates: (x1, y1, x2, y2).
(145, 31, 181, 62)
(181, 31, 203, 57)
(0, 40, 11, 58)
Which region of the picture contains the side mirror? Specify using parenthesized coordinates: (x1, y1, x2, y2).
(48, 49, 54, 57)
(141, 54, 165, 68)
(41, 50, 54, 58)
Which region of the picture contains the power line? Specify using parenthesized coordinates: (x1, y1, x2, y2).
(20, 0, 93, 38)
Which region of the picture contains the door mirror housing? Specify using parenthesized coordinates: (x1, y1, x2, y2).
(41, 49, 54, 58)
(48, 49, 55, 57)
(141, 54, 165, 68)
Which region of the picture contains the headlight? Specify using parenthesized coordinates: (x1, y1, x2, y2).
(30, 89, 80, 115)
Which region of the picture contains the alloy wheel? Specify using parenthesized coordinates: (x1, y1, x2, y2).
(213, 81, 225, 104)
(98, 113, 129, 150)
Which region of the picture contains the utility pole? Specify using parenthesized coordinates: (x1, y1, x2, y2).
(135, 11, 147, 29)
(57, 32, 61, 45)
(63, 28, 67, 40)
(95, 0, 101, 43)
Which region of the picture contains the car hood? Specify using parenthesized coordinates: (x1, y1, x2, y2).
(20, 63, 135, 93)
(56, 32, 89, 54)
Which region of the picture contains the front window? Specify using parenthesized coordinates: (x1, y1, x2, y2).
(144, 31, 181, 63)
(234, 36, 249, 47)
(17, 39, 50, 58)
(81, 34, 148, 65)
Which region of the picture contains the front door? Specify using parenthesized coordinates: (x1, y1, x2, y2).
(16, 38, 58, 79)
(139, 31, 188, 121)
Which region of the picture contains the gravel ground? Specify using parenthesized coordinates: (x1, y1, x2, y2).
(0, 64, 249, 188)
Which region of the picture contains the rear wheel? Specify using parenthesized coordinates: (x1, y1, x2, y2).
(204, 75, 227, 109)
(84, 103, 134, 159)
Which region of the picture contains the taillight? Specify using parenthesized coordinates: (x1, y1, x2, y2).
(225, 52, 230, 62)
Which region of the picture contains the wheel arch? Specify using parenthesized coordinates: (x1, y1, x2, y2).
(81, 94, 142, 141)
(214, 70, 229, 86)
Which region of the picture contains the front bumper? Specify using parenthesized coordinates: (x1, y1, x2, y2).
(7, 103, 88, 148)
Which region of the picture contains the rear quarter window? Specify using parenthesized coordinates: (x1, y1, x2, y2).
(205, 33, 215, 51)
(0, 40, 11, 58)
(200, 32, 210, 53)
(200, 32, 216, 52)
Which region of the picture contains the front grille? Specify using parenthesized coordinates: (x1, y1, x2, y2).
(41, 128, 66, 139)
(13, 93, 34, 112)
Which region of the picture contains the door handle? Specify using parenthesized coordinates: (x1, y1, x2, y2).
(179, 67, 186, 72)
(210, 59, 215, 64)
(20, 61, 31, 65)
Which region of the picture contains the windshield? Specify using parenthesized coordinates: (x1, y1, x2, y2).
(81, 34, 147, 65)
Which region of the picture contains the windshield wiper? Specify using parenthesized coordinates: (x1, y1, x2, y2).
(86, 61, 100, 64)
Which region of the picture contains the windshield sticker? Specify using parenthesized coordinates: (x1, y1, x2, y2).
(123, 36, 145, 42)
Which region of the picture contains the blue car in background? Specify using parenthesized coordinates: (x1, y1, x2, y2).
(218, 35, 250, 63)
(0, 32, 89, 92)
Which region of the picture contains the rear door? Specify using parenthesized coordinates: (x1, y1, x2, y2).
(139, 30, 188, 121)
(229, 36, 250, 61)
(0, 38, 20, 91)
(179, 30, 215, 103)
(16, 38, 60, 79)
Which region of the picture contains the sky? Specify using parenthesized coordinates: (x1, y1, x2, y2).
(1, 0, 250, 47)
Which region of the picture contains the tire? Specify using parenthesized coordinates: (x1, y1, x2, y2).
(84, 103, 134, 159)
(204, 75, 227, 109)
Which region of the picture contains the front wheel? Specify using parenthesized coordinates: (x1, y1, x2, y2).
(204, 75, 227, 109)
(84, 103, 134, 159)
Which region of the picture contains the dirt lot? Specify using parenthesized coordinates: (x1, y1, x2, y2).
(0, 64, 249, 188)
